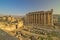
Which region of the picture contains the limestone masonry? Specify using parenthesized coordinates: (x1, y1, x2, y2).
(24, 9, 53, 26)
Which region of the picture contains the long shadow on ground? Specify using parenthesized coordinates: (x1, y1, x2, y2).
(0, 29, 19, 40)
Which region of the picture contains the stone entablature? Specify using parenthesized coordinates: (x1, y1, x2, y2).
(24, 9, 53, 26)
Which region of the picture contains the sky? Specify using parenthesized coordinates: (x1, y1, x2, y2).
(0, 0, 60, 15)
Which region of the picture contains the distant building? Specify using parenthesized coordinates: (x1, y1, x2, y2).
(53, 16, 58, 24)
(24, 9, 53, 26)
(53, 14, 60, 26)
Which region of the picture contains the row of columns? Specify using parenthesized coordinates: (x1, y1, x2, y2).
(25, 12, 52, 25)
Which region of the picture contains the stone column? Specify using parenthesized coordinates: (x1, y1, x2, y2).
(38, 14, 39, 24)
(48, 13, 50, 25)
(40, 13, 41, 24)
(43, 13, 44, 25)
(30, 14, 31, 24)
(34, 13, 35, 24)
(35, 14, 37, 23)
(33, 13, 34, 24)
(45, 13, 47, 25)
(44, 12, 46, 25)
(39, 13, 40, 24)
(33, 13, 35, 24)
(31, 14, 33, 24)
(36, 13, 38, 24)
(41, 13, 43, 25)
(51, 13, 53, 26)
(27, 15, 29, 25)
(27, 15, 29, 24)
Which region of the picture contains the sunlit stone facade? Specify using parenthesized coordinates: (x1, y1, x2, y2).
(24, 9, 53, 26)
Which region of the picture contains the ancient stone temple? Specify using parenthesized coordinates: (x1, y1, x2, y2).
(24, 9, 53, 26)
